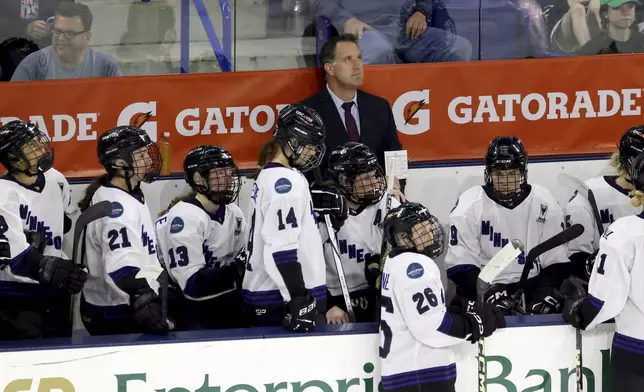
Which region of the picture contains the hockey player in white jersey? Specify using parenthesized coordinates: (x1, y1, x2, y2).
(156, 145, 247, 330)
(315, 142, 399, 323)
(445, 136, 567, 315)
(0, 120, 87, 340)
(242, 104, 327, 331)
(566, 126, 644, 281)
(77, 126, 169, 336)
(380, 202, 505, 392)
(561, 151, 644, 390)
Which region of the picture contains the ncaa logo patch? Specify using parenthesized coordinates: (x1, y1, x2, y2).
(274, 178, 292, 194)
(110, 202, 124, 218)
(170, 217, 185, 234)
(406, 262, 424, 279)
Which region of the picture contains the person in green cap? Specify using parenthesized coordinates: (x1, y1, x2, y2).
(578, 0, 644, 54)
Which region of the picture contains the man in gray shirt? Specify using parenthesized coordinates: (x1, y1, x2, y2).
(11, 2, 121, 81)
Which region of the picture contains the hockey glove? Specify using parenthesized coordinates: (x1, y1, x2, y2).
(0, 233, 10, 270)
(310, 184, 349, 231)
(283, 294, 318, 332)
(560, 276, 587, 329)
(528, 287, 564, 314)
(24, 231, 47, 253)
(39, 256, 87, 294)
(131, 288, 169, 334)
(465, 302, 506, 343)
(483, 284, 525, 315)
(364, 253, 381, 289)
(231, 247, 248, 284)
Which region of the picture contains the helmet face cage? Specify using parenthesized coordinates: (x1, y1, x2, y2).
(184, 146, 241, 205)
(329, 143, 386, 206)
(0, 120, 54, 174)
(338, 168, 386, 206)
(384, 203, 445, 259)
(274, 104, 326, 173)
(484, 137, 528, 207)
(98, 126, 161, 183)
(130, 143, 162, 183)
(619, 127, 644, 175)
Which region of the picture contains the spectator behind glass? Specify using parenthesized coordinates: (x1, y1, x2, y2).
(578, 0, 644, 54)
(0, 0, 70, 50)
(11, 2, 122, 81)
(313, 0, 471, 64)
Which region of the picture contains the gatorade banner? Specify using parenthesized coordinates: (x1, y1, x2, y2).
(1, 54, 642, 178)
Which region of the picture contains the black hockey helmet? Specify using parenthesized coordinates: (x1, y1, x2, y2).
(0, 120, 53, 174)
(484, 136, 528, 208)
(618, 126, 644, 175)
(383, 202, 444, 259)
(273, 104, 326, 173)
(328, 142, 386, 208)
(97, 126, 161, 184)
(184, 145, 241, 205)
(629, 152, 644, 191)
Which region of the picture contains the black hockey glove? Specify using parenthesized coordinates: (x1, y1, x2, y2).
(528, 287, 564, 314)
(364, 253, 381, 289)
(131, 288, 169, 334)
(465, 302, 506, 343)
(39, 256, 88, 294)
(560, 277, 587, 329)
(231, 247, 248, 284)
(25, 231, 47, 253)
(0, 233, 10, 270)
(283, 294, 318, 332)
(483, 284, 525, 315)
(310, 184, 349, 231)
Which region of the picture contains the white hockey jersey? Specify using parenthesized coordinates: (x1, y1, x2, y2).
(241, 163, 326, 308)
(323, 197, 400, 297)
(585, 214, 644, 347)
(566, 175, 640, 257)
(445, 185, 566, 285)
(380, 251, 463, 389)
(155, 198, 246, 301)
(46, 167, 79, 218)
(82, 185, 161, 309)
(0, 170, 66, 292)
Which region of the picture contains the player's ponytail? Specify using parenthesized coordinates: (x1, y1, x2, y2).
(78, 174, 109, 212)
(628, 190, 644, 208)
(158, 191, 197, 217)
(247, 140, 280, 180)
(610, 152, 625, 175)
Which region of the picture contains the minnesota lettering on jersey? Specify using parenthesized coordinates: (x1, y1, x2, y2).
(19, 204, 62, 250)
(338, 239, 375, 263)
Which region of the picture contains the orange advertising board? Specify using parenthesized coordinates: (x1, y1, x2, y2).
(1, 54, 641, 178)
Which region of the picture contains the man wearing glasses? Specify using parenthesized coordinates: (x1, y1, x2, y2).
(11, 2, 121, 81)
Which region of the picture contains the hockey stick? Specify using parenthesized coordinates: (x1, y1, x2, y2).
(476, 239, 524, 392)
(313, 168, 356, 322)
(559, 173, 603, 392)
(72, 200, 113, 267)
(69, 200, 113, 326)
(518, 223, 585, 296)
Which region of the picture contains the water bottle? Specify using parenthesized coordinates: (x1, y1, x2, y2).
(159, 132, 172, 176)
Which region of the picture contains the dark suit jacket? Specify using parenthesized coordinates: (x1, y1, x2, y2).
(301, 87, 403, 178)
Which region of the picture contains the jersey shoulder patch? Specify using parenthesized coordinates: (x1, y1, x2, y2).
(170, 216, 185, 234)
(406, 262, 425, 279)
(274, 177, 292, 194)
(109, 201, 124, 218)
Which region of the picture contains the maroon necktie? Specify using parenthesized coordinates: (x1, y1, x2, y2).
(341, 102, 360, 142)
